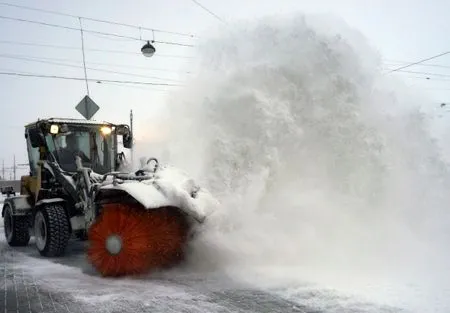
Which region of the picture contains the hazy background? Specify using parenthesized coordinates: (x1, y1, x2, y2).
(1, 0, 450, 177)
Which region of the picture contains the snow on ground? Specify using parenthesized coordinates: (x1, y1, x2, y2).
(0, 220, 403, 312)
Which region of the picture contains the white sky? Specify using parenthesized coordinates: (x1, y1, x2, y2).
(1, 0, 450, 178)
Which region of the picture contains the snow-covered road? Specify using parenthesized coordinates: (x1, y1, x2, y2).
(0, 217, 404, 313)
(0, 217, 315, 313)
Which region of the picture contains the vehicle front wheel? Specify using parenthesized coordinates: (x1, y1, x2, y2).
(34, 203, 71, 257)
(3, 204, 30, 246)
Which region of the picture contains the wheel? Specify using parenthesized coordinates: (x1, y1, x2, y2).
(34, 203, 71, 257)
(3, 204, 30, 246)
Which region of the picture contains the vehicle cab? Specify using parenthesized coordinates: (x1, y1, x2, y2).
(25, 118, 133, 175)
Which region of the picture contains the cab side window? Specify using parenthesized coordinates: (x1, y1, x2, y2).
(45, 135, 57, 154)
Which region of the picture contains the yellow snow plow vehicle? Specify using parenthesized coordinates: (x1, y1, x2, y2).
(2, 118, 217, 276)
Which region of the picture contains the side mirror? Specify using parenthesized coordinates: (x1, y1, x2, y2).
(27, 127, 46, 148)
(116, 124, 133, 149)
(123, 133, 133, 149)
(115, 124, 129, 135)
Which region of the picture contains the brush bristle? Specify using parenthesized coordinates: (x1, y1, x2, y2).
(87, 203, 189, 277)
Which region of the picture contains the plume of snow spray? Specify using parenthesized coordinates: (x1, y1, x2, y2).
(136, 13, 450, 312)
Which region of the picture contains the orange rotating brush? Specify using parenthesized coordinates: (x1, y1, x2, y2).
(87, 202, 190, 277)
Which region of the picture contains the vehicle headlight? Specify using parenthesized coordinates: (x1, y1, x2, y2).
(50, 124, 59, 134)
(100, 126, 112, 135)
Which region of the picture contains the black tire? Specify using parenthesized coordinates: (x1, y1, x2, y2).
(34, 203, 71, 257)
(3, 204, 30, 246)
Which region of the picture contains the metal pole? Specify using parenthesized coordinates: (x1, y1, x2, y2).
(13, 154, 16, 180)
(130, 109, 134, 168)
(79, 17, 90, 97)
(2, 159, 4, 180)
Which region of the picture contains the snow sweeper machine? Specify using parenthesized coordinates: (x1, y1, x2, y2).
(2, 117, 217, 276)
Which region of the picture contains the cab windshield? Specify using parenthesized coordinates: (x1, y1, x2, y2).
(46, 125, 115, 174)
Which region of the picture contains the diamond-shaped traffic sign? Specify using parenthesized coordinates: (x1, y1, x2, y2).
(75, 95, 99, 120)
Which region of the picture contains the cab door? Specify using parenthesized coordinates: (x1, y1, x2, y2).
(25, 127, 40, 177)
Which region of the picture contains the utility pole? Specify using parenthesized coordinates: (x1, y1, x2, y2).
(13, 154, 16, 180)
(2, 159, 4, 180)
(130, 109, 134, 167)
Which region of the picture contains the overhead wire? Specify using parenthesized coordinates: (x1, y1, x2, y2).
(387, 70, 450, 80)
(386, 69, 450, 77)
(1, 53, 192, 74)
(0, 40, 195, 59)
(0, 71, 183, 87)
(0, 1, 198, 38)
(0, 15, 195, 47)
(0, 64, 177, 92)
(384, 61, 450, 70)
(0, 54, 184, 82)
(189, 0, 227, 24)
(0, 51, 193, 73)
(87, 32, 137, 42)
(98, 81, 174, 92)
(386, 51, 450, 73)
(394, 75, 450, 82)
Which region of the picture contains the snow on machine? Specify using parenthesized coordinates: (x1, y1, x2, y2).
(2, 118, 217, 276)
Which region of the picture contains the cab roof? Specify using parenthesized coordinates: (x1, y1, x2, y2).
(24, 117, 115, 128)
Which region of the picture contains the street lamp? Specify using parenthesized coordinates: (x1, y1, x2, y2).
(141, 40, 156, 57)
